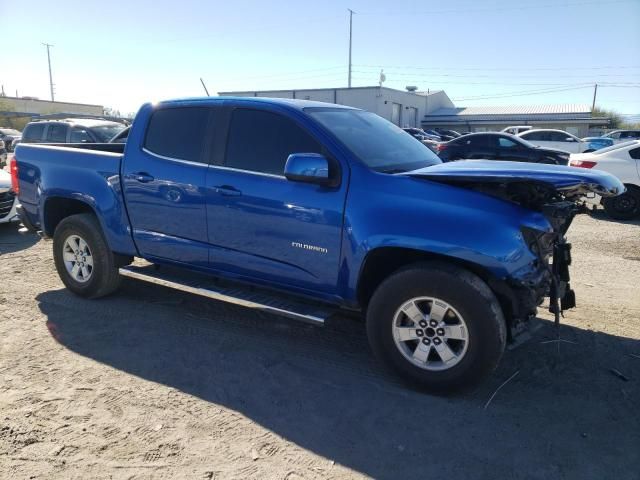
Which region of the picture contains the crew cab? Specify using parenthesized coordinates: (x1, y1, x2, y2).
(13, 97, 624, 392)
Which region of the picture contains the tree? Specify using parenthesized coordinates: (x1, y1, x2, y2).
(591, 106, 623, 129)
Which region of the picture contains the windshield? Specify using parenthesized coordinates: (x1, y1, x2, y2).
(592, 140, 638, 155)
(89, 124, 126, 142)
(0, 129, 21, 136)
(306, 108, 441, 172)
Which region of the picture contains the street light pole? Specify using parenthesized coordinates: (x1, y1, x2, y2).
(42, 43, 55, 101)
(348, 9, 354, 88)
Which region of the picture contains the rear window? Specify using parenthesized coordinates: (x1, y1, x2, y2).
(23, 123, 45, 141)
(144, 107, 210, 163)
(47, 124, 68, 142)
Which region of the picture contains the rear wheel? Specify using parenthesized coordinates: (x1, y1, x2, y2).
(602, 186, 640, 220)
(366, 262, 506, 393)
(53, 213, 122, 298)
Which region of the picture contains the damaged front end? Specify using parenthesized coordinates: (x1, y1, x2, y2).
(404, 160, 625, 344)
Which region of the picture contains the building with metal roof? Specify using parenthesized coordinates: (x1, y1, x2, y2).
(219, 86, 609, 137)
(422, 103, 609, 137)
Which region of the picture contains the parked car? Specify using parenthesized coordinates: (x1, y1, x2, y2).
(21, 118, 127, 145)
(502, 126, 533, 135)
(0, 128, 22, 152)
(601, 130, 640, 144)
(582, 137, 614, 151)
(0, 140, 6, 168)
(402, 127, 440, 142)
(569, 140, 640, 219)
(436, 132, 570, 165)
(517, 129, 591, 153)
(0, 168, 18, 224)
(14, 97, 623, 392)
(434, 128, 461, 141)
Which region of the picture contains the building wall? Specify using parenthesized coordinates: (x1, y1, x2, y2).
(219, 87, 455, 128)
(0, 96, 104, 116)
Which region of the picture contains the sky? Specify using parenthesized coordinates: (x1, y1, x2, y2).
(2, 0, 639, 116)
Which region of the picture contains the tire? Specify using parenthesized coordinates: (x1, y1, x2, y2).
(53, 213, 122, 298)
(602, 186, 640, 220)
(366, 261, 506, 393)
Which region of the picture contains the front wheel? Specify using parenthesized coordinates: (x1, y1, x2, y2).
(53, 213, 122, 298)
(602, 187, 640, 220)
(366, 262, 506, 393)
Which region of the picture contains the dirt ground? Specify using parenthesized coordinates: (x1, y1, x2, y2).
(0, 211, 639, 480)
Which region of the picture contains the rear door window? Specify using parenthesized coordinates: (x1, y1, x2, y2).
(521, 131, 546, 141)
(23, 123, 45, 142)
(465, 135, 489, 147)
(498, 137, 519, 148)
(144, 107, 210, 163)
(225, 109, 321, 176)
(46, 124, 68, 142)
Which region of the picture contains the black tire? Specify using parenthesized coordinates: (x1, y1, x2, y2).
(53, 213, 122, 298)
(602, 186, 640, 220)
(366, 261, 506, 393)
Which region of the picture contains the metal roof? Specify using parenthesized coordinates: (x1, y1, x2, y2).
(425, 104, 598, 122)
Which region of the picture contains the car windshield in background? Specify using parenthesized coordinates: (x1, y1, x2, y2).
(90, 124, 126, 142)
(0, 129, 21, 136)
(306, 108, 441, 173)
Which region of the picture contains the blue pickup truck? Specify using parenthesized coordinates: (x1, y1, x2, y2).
(13, 97, 623, 391)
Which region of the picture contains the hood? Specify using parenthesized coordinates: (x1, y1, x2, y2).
(0, 169, 11, 190)
(404, 160, 623, 197)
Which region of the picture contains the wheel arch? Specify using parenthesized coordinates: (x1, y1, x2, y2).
(43, 196, 97, 237)
(356, 246, 518, 324)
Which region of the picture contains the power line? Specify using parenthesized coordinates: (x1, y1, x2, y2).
(357, 0, 636, 16)
(352, 70, 635, 79)
(451, 85, 594, 101)
(354, 64, 640, 72)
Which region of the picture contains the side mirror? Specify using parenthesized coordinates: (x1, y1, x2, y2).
(565, 137, 575, 142)
(284, 153, 331, 185)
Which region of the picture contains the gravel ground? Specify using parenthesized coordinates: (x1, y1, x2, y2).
(0, 212, 639, 480)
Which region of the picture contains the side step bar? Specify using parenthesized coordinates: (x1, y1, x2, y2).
(118, 265, 334, 325)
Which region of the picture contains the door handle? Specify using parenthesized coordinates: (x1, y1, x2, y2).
(213, 185, 242, 196)
(131, 172, 154, 183)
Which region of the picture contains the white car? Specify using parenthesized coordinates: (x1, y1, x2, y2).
(0, 168, 19, 225)
(569, 140, 640, 220)
(601, 129, 640, 144)
(518, 129, 591, 154)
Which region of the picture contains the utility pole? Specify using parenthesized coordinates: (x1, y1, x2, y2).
(200, 78, 210, 96)
(348, 9, 354, 88)
(591, 83, 598, 112)
(42, 42, 55, 101)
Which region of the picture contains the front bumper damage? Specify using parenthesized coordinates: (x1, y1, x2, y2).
(494, 203, 578, 346)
